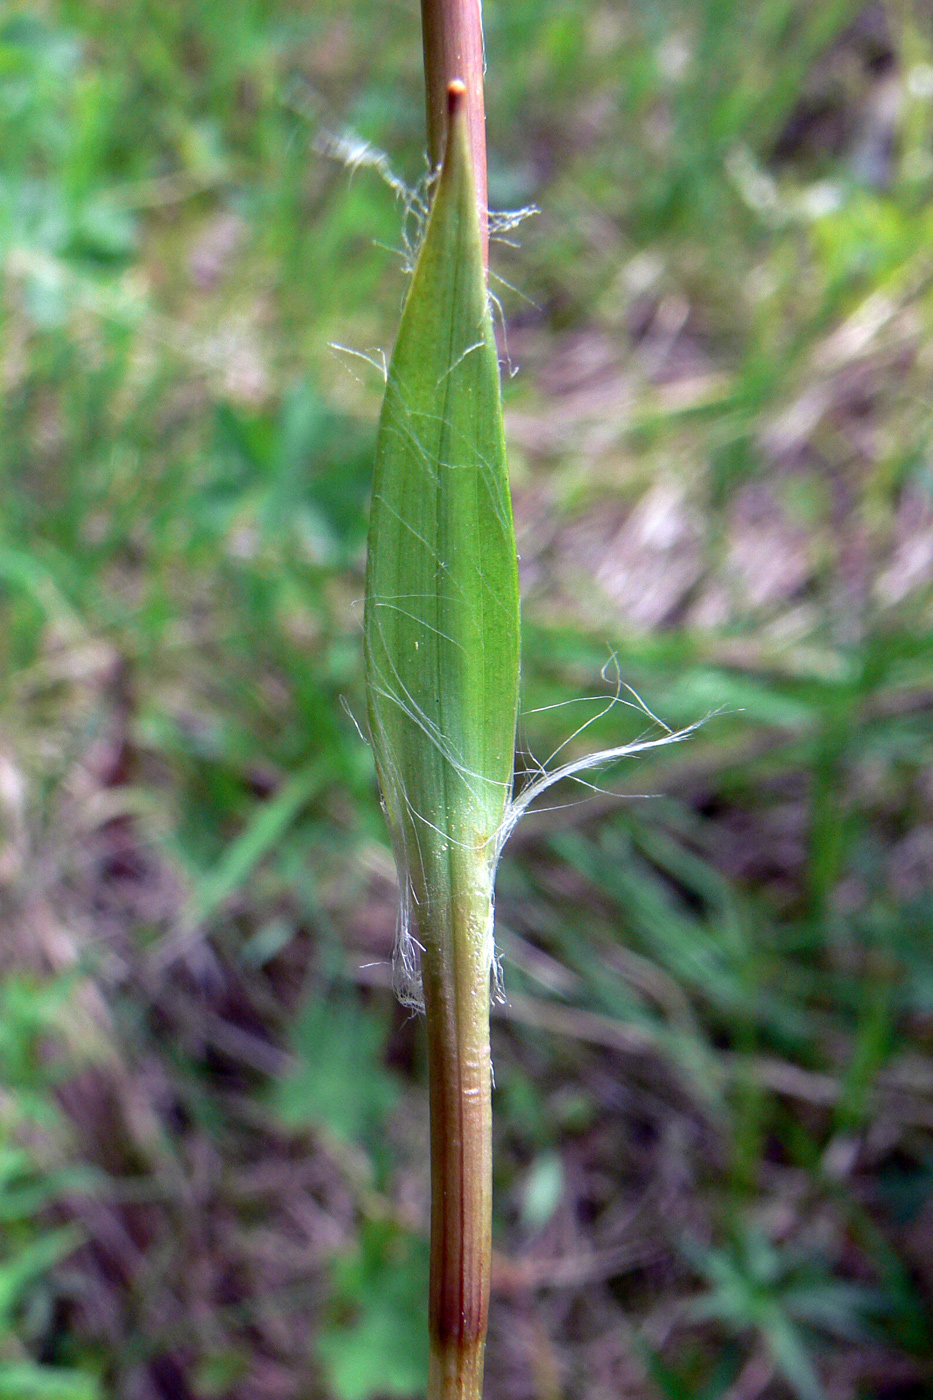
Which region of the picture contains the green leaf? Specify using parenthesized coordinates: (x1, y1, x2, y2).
(182, 763, 324, 931)
(318, 1222, 429, 1400)
(520, 1150, 564, 1231)
(364, 90, 520, 922)
(0, 1224, 84, 1328)
(0, 1367, 100, 1400)
(274, 991, 398, 1147)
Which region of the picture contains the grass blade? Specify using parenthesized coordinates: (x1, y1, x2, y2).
(364, 82, 519, 1399)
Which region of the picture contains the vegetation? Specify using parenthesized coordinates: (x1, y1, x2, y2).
(1, 2, 931, 1398)
(364, 70, 516, 1398)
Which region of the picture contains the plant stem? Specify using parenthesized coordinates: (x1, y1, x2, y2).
(420, 0, 488, 268)
(367, 58, 508, 1399)
(421, 868, 493, 1399)
(416, 79, 496, 1400)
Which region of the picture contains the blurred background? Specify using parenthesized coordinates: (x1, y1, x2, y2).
(2, 1, 933, 1397)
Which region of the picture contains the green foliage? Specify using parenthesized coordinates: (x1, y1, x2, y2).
(275, 990, 399, 1148)
(0, 1368, 99, 1400)
(0, 979, 101, 1398)
(688, 1227, 876, 1400)
(1, 0, 931, 1393)
(318, 1222, 430, 1400)
(0, 11, 136, 329)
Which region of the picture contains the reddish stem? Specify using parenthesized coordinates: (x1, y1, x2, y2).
(421, 0, 488, 270)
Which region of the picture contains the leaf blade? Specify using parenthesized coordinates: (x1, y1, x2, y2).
(364, 93, 519, 918)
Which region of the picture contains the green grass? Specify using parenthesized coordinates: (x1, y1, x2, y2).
(1, 1, 932, 1396)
